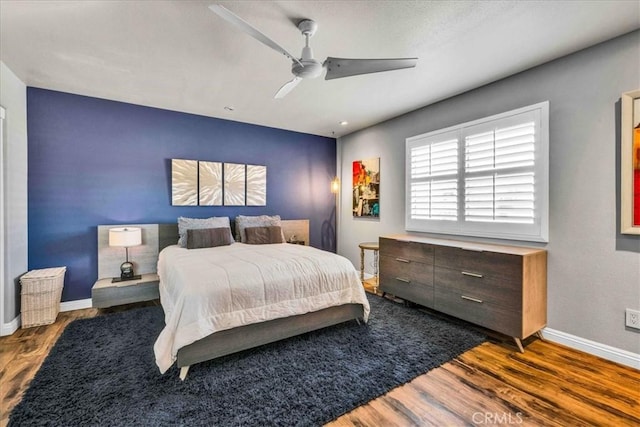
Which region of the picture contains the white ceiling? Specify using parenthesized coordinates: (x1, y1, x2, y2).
(1, 0, 638, 138)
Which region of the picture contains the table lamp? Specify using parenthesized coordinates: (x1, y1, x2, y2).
(109, 227, 142, 282)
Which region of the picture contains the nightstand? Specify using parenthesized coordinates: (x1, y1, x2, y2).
(92, 273, 160, 308)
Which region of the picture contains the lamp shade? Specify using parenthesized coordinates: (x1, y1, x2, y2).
(108, 227, 142, 247)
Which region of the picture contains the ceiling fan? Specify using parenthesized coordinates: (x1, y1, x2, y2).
(209, 4, 418, 99)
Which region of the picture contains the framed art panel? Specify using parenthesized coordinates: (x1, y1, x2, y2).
(621, 89, 640, 234)
(199, 161, 223, 206)
(353, 157, 380, 218)
(171, 159, 198, 206)
(224, 163, 246, 206)
(246, 165, 267, 206)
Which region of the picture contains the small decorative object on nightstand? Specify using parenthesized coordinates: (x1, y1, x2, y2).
(288, 234, 305, 245)
(109, 227, 142, 282)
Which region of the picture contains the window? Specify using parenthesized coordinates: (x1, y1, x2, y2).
(406, 102, 549, 242)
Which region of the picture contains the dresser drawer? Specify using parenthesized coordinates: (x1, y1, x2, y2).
(379, 237, 434, 264)
(435, 246, 522, 280)
(434, 287, 521, 337)
(380, 255, 434, 286)
(380, 274, 434, 308)
(435, 266, 522, 308)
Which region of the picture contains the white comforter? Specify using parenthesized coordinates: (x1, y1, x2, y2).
(154, 243, 370, 373)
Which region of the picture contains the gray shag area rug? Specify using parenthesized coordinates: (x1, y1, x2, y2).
(9, 294, 485, 426)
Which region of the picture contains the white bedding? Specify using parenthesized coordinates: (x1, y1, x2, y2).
(153, 243, 370, 373)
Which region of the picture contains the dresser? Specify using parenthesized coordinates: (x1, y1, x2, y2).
(379, 235, 547, 352)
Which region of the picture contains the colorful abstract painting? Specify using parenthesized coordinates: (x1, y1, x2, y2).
(634, 112, 640, 226)
(353, 158, 380, 218)
(621, 90, 640, 234)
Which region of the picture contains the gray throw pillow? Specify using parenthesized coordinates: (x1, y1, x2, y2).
(178, 216, 231, 248)
(186, 227, 234, 249)
(235, 215, 285, 243)
(244, 226, 284, 245)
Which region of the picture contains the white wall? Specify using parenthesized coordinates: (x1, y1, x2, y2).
(0, 61, 28, 332)
(338, 31, 640, 357)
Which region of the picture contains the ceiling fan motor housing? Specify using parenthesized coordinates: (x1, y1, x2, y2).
(292, 19, 322, 79)
(292, 59, 323, 78)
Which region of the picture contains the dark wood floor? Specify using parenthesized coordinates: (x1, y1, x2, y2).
(1, 292, 639, 427)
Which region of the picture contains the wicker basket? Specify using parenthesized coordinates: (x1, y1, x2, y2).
(20, 267, 66, 328)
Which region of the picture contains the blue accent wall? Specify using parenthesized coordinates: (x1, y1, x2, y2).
(27, 88, 337, 302)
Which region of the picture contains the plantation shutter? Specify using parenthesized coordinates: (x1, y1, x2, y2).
(405, 102, 549, 242)
(464, 121, 536, 224)
(408, 135, 458, 221)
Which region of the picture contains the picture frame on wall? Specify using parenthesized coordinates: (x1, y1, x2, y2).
(353, 157, 380, 218)
(199, 161, 223, 206)
(246, 164, 267, 206)
(171, 159, 267, 207)
(171, 159, 198, 206)
(224, 163, 246, 206)
(621, 89, 640, 235)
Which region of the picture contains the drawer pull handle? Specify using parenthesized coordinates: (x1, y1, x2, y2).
(462, 271, 484, 278)
(395, 277, 411, 283)
(462, 248, 484, 253)
(461, 295, 483, 304)
(395, 258, 410, 263)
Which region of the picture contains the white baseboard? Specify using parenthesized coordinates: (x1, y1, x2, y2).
(0, 314, 20, 336)
(0, 299, 92, 336)
(60, 298, 93, 312)
(542, 328, 640, 370)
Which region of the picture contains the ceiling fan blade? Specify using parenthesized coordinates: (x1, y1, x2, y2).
(274, 77, 302, 99)
(209, 4, 302, 66)
(324, 57, 418, 80)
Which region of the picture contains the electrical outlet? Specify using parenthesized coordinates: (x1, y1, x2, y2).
(626, 309, 640, 330)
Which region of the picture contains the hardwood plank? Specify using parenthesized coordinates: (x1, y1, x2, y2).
(385, 379, 470, 426)
(447, 348, 585, 426)
(506, 345, 640, 416)
(462, 342, 640, 426)
(330, 378, 469, 427)
(411, 368, 534, 426)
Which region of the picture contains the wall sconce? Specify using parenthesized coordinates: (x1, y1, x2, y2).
(109, 227, 142, 282)
(331, 176, 340, 194)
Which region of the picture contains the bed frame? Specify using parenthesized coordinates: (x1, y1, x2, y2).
(176, 303, 364, 380)
(97, 220, 364, 380)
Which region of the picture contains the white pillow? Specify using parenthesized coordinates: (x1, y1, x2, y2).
(177, 216, 232, 248)
(235, 215, 285, 243)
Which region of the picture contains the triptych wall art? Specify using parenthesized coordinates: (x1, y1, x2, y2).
(621, 90, 640, 235)
(353, 157, 380, 218)
(171, 159, 266, 207)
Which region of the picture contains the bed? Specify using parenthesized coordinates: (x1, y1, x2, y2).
(153, 230, 370, 380)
